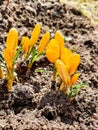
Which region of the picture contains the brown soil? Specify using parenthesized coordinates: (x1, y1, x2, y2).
(0, 0, 98, 129)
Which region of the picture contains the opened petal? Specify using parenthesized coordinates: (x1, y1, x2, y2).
(70, 73, 79, 87)
(61, 47, 72, 65)
(67, 54, 80, 75)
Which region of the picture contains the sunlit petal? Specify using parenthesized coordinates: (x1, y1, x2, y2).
(70, 73, 79, 87)
(21, 36, 30, 54)
(30, 23, 41, 47)
(55, 31, 64, 51)
(3, 48, 13, 69)
(6, 27, 18, 53)
(55, 59, 70, 85)
(46, 39, 60, 63)
(38, 32, 50, 53)
(61, 47, 72, 65)
(67, 54, 80, 75)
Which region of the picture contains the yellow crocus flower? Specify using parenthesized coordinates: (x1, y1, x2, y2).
(55, 31, 64, 51)
(67, 53, 80, 75)
(61, 47, 72, 65)
(6, 27, 18, 55)
(70, 73, 79, 87)
(30, 23, 41, 48)
(21, 36, 30, 54)
(38, 32, 50, 53)
(4, 27, 18, 68)
(46, 39, 60, 63)
(3, 27, 18, 90)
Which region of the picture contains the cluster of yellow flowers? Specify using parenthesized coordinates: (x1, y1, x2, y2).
(21, 24, 50, 68)
(0, 23, 83, 98)
(46, 31, 80, 95)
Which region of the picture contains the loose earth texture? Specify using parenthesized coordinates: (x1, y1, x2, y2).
(0, 0, 98, 129)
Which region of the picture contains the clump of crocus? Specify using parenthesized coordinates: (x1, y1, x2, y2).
(0, 25, 85, 97)
(46, 31, 85, 98)
(21, 24, 41, 61)
(3, 27, 18, 90)
(21, 23, 50, 69)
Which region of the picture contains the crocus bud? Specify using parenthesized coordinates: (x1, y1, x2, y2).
(55, 31, 64, 51)
(38, 32, 50, 53)
(6, 27, 18, 55)
(30, 23, 41, 47)
(21, 36, 30, 54)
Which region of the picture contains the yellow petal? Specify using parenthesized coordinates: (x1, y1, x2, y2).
(38, 32, 50, 53)
(46, 39, 56, 50)
(67, 54, 80, 75)
(70, 73, 79, 87)
(55, 31, 64, 51)
(55, 59, 70, 86)
(3, 48, 13, 69)
(6, 27, 18, 53)
(61, 47, 72, 65)
(46, 49, 59, 63)
(59, 82, 66, 91)
(46, 39, 60, 63)
(21, 36, 30, 54)
(30, 23, 41, 47)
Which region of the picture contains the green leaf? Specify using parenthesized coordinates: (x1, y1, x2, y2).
(35, 69, 51, 73)
(72, 83, 86, 90)
(35, 69, 46, 73)
(31, 52, 44, 63)
(68, 83, 86, 98)
(31, 47, 37, 60)
(13, 45, 22, 65)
